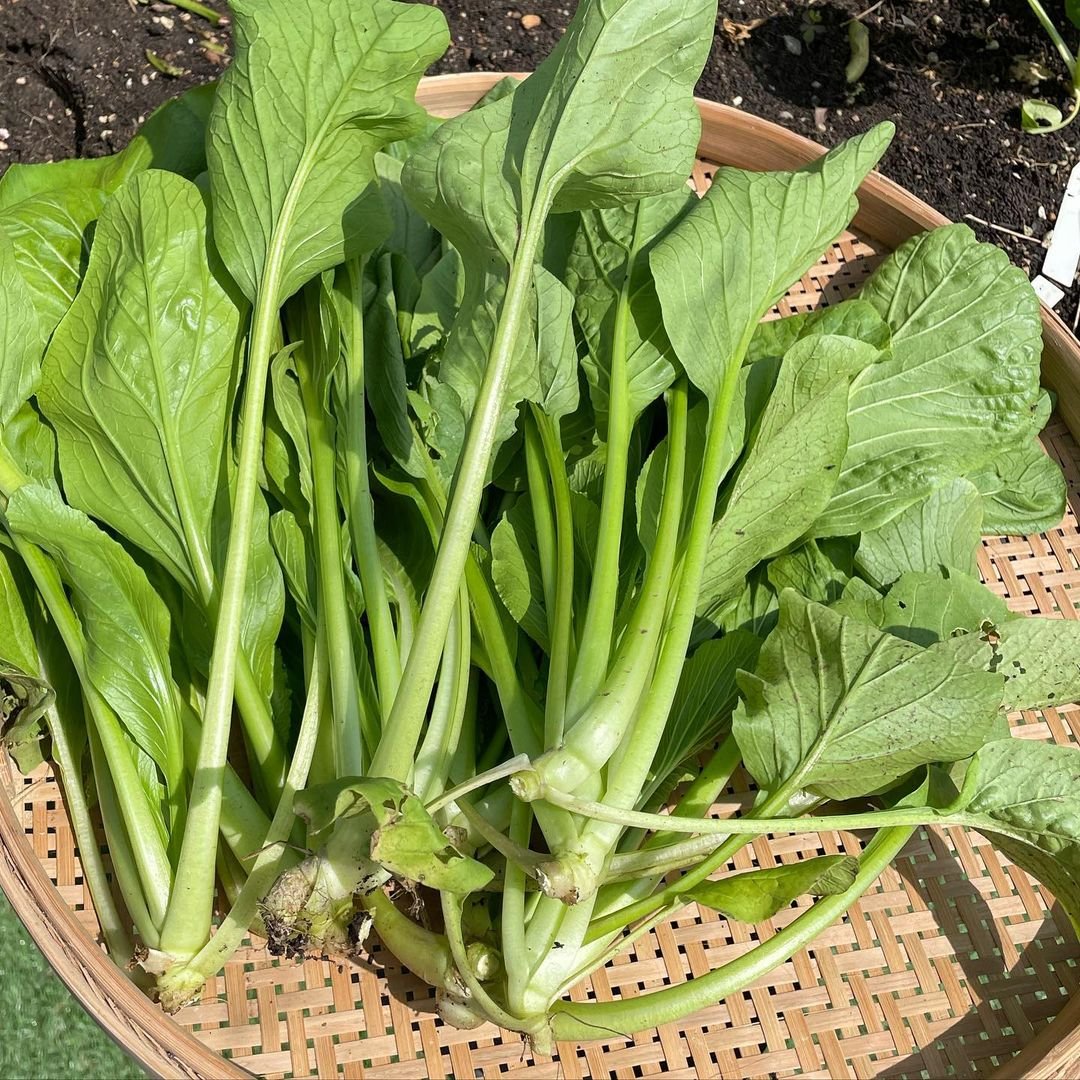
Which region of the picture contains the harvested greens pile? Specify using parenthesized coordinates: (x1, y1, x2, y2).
(1, 0, 1080, 1050)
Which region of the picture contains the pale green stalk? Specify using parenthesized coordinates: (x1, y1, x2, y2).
(341, 259, 401, 713)
(551, 827, 914, 1037)
(565, 253, 635, 721)
(296, 327, 365, 775)
(156, 630, 327, 1009)
(370, 216, 548, 782)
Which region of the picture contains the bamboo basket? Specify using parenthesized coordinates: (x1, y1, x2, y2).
(2, 73, 1080, 1080)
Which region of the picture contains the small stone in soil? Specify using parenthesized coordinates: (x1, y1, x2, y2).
(521, 14, 540, 29)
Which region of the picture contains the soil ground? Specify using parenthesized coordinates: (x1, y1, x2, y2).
(1, 0, 1076, 302)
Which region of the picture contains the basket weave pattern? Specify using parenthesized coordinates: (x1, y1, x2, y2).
(2, 134, 1080, 1080)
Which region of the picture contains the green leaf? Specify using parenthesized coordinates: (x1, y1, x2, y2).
(733, 590, 1005, 802)
(0, 83, 215, 208)
(208, 0, 448, 304)
(1021, 99, 1063, 133)
(746, 300, 890, 367)
(650, 630, 762, 786)
(966, 442, 1067, 536)
(0, 660, 54, 774)
(952, 738, 1080, 933)
(988, 616, 1080, 711)
(698, 335, 875, 626)
(855, 478, 983, 588)
(0, 188, 106, 340)
(768, 539, 853, 605)
(7, 484, 185, 797)
(686, 855, 859, 923)
(373, 151, 442, 274)
(651, 126, 892, 401)
(298, 777, 493, 893)
(364, 253, 425, 476)
(402, 0, 714, 446)
(409, 247, 463, 358)
(535, 267, 579, 422)
(0, 232, 46, 428)
(491, 500, 548, 651)
(865, 570, 1014, 648)
(270, 510, 316, 633)
(39, 170, 240, 598)
(565, 189, 692, 431)
(0, 549, 39, 677)
(816, 225, 1046, 534)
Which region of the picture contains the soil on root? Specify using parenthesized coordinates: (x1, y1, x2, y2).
(1, 0, 1078, 318)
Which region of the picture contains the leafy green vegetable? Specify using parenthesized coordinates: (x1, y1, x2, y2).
(734, 590, 1004, 801)
(685, 855, 859, 923)
(1, 0, 1075, 1052)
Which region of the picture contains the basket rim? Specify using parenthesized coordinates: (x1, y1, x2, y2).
(0, 70, 1077, 1080)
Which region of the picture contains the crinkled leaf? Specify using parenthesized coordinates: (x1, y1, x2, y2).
(816, 225, 1045, 535)
(733, 590, 1005, 801)
(855, 478, 983, 588)
(746, 300, 890, 367)
(966, 442, 1067, 536)
(652, 127, 892, 401)
(686, 855, 859, 924)
(208, 0, 448, 304)
(298, 777, 493, 893)
(0, 661, 53, 774)
(952, 738, 1080, 932)
(987, 616, 1080, 711)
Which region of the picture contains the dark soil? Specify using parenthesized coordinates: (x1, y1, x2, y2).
(1, 0, 1078, 316)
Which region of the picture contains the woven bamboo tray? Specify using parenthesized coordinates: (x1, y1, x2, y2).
(2, 73, 1080, 1080)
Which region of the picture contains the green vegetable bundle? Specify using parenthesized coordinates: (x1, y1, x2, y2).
(1, 0, 1078, 1049)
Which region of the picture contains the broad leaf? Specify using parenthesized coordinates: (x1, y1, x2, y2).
(952, 738, 1080, 932)
(7, 484, 185, 797)
(988, 616, 1080, 711)
(966, 442, 1067, 536)
(767, 539, 853, 605)
(491, 500, 548, 651)
(402, 0, 714, 448)
(816, 225, 1045, 535)
(565, 189, 693, 432)
(39, 170, 240, 597)
(208, 0, 448, 304)
(651, 127, 892, 401)
(686, 855, 859, 924)
(733, 590, 1005, 801)
(855, 477, 983, 587)
(650, 630, 761, 786)
(852, 570, 1014, 648)
(0, 188, 106, 340)
(697, 336, 877, 626)
(0, 233, 45, 427)
(746, 300, 890, 367)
